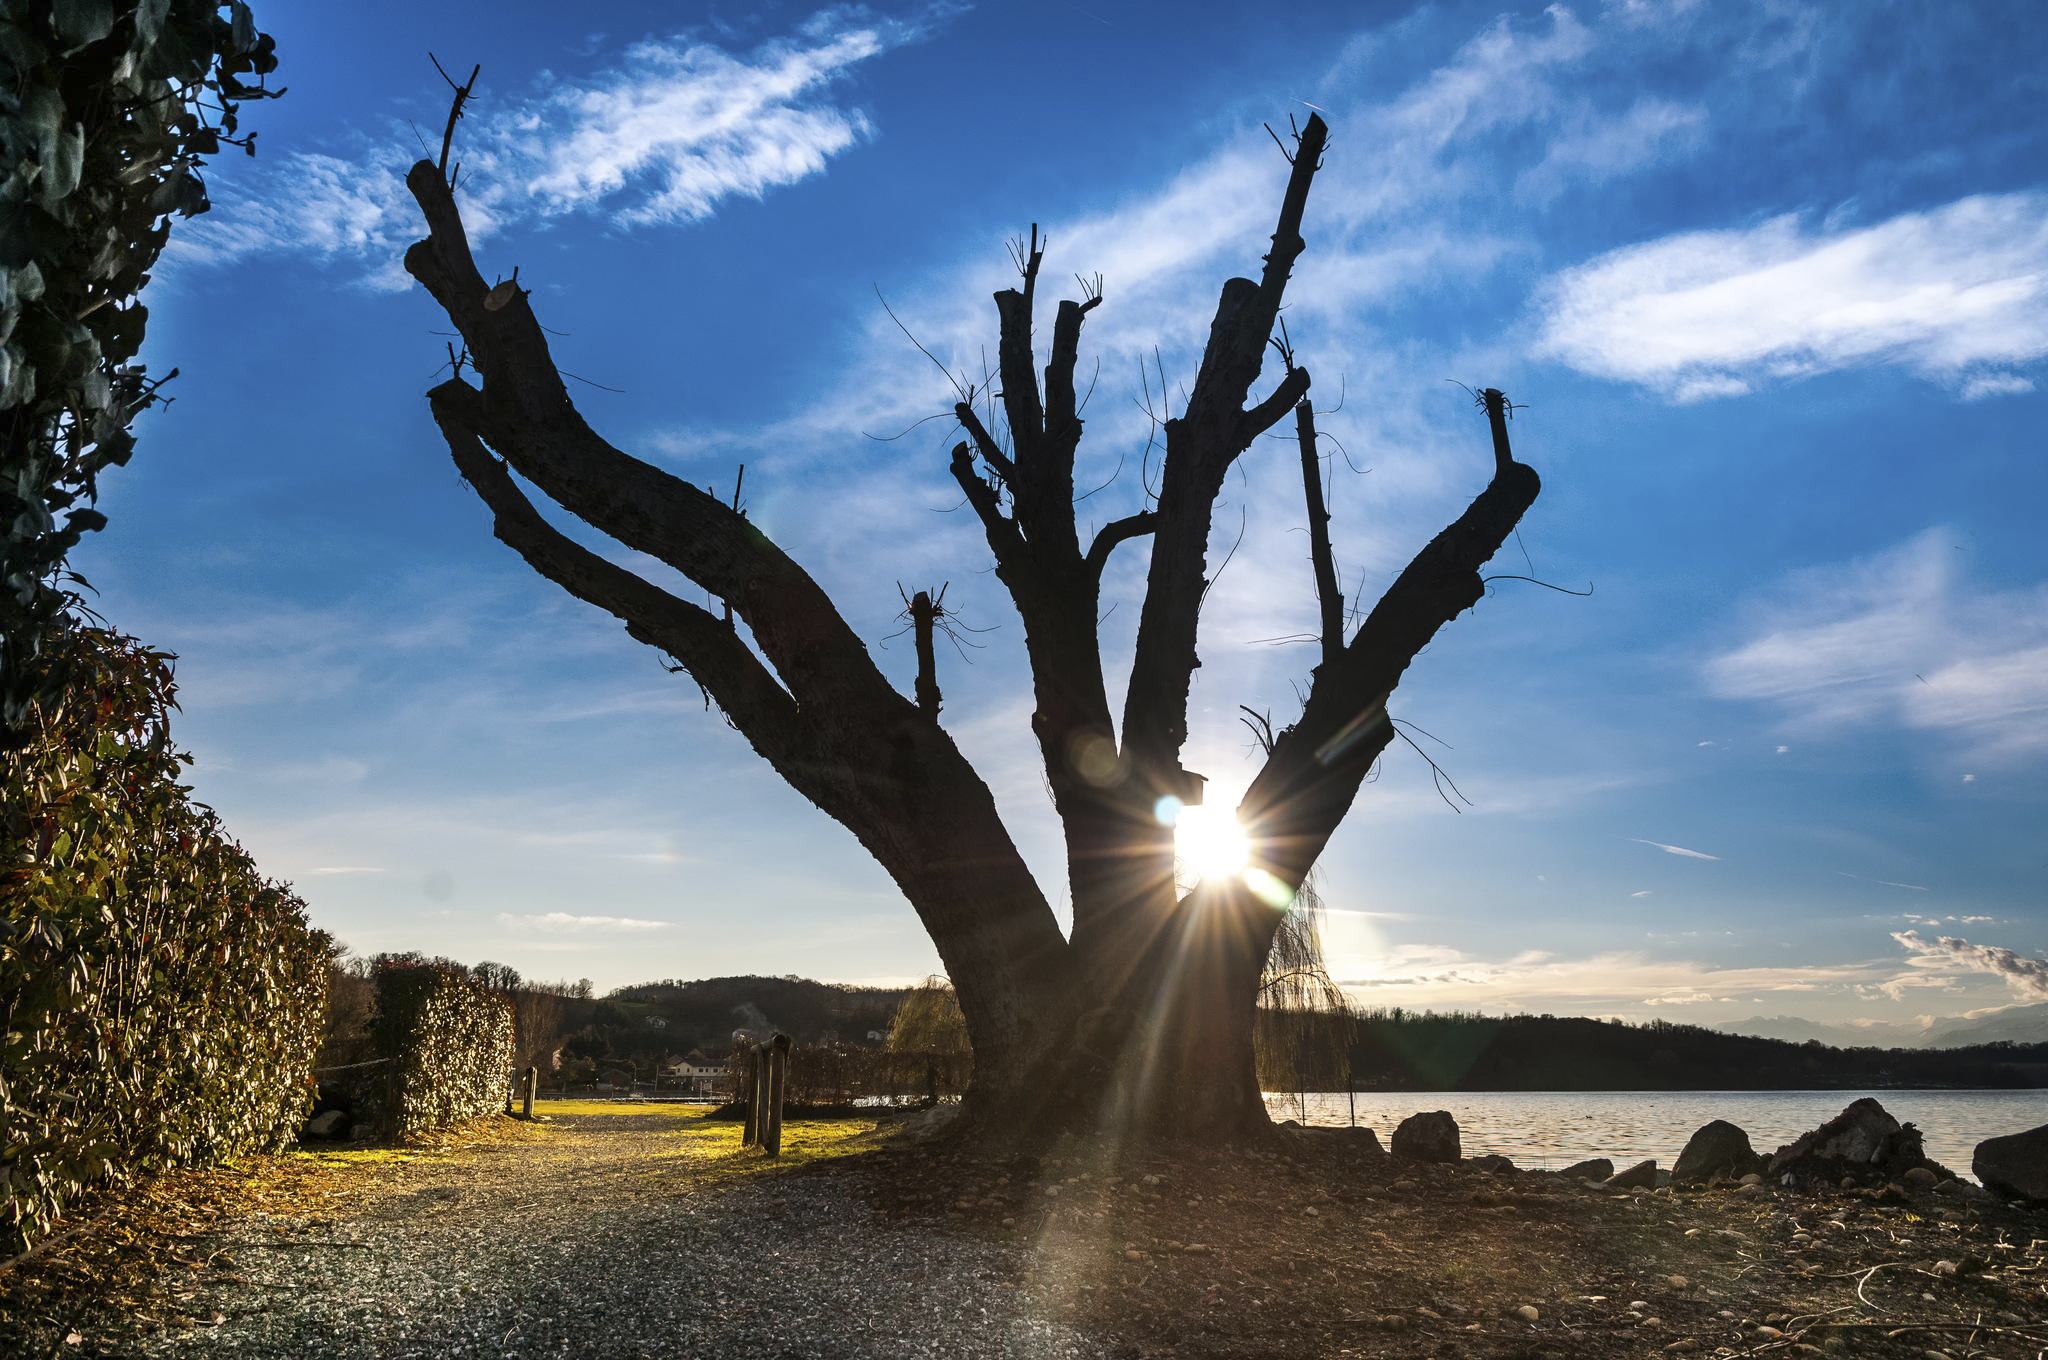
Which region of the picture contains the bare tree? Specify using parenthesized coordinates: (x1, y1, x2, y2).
(401, 110, 1540, 1143)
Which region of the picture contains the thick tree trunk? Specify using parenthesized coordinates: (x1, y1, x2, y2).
(948, 881, 1274, 1145)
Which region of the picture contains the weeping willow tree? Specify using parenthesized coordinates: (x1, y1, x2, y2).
(887, 976, 972, 1057)
(1255, 877, 1354, 1097)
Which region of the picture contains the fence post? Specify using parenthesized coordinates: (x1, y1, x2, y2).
(765, 1032, 791, 1157)
(741, 1043, 760, 1146)
(523, 1065, 537, 1120)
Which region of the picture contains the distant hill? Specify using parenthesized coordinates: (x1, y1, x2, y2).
(1716, 1005, 2048, 1050)
(1713, 1015, 1929, 1048)
(590, 975, 909, 1053)
(1925, 1003, 2048, 1049)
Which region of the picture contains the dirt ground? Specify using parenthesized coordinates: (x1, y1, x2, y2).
(853, 1121, 2048, 1358)
(6, 1104, 2048, 1359)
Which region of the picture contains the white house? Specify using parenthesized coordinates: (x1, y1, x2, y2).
(665, 1051, 728, 1093)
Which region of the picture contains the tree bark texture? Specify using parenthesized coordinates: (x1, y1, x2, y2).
(401, 113, 1540, 1146)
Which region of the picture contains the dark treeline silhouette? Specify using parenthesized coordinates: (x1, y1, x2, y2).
(1337, 1009, 2048, 1091)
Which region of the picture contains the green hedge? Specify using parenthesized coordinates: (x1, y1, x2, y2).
(371, 960, 515, 1141)
(1, 627, 330, 1254)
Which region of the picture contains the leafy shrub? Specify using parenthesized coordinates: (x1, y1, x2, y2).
(369, 959, 515, 1141)
(0, 627, 330, 1254)
(1, 0, 281, 734)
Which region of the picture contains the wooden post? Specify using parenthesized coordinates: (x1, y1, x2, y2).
(741, 1044, 760, 1146)
(765, 1032, 791, 1157)
(523, 1065, 537, 1120)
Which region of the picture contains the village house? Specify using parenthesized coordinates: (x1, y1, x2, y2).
(664, 1050, 729, 1095)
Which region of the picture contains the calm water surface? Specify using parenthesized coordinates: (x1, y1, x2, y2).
(1263, 1090, 2048, 1177)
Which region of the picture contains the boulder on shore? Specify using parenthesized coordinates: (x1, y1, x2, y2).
(1557, 1157, 1613, 1181)
(1391, 1111, 1461, 1163)
(1767, 1097, 1956, 1189)
(1282, 1124, 1386, 1155)
(1673, 1119, 1765, 1184)
(1468, 1153, 1518, 1173)
(1607, 1159, 1658, 1189)
(1974, 1123, 2048, 1200)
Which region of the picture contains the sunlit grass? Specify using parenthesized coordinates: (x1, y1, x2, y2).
(647, 1113, 884, 1183)
(532, 1098, 712, 1119)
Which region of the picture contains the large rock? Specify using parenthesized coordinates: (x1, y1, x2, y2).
(1768, 1097, 1957, 1189)
(1281, 1124, 1386, 1155)
(1673, 1119, 1765, 1184)
(1607, 1159, 1659, 1189)
(1391, 1110, 1461, 1163)
(1558, 1157, 1613, 1181)
(303, 1109, 347, 1139)
(1974, 1123, 2048, 1200)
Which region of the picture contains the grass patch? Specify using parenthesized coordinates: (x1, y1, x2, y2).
(648, 1114, 885, 1183)
(532, 1099, 711, 1119)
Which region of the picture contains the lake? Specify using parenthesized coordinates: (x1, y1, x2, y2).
(1263, 1089, 2048, 1177)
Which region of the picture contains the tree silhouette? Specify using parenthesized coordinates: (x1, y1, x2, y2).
(402, 110, 1540, 1142)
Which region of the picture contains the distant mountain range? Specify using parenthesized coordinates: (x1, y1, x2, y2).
(1715, 1004, 2048, 1050)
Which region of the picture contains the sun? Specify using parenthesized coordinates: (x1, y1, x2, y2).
(1168, 801, 1253, 882)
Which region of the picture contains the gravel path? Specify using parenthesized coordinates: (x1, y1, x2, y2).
(91, 1113, 1101, 1360)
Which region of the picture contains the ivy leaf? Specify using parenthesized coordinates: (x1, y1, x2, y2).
(52, 0, 116, 48)
(229, 2, 257, 55)
(41, 124, 86, 209)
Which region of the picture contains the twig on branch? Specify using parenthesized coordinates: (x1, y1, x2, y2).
(876, 287, 968, 402)
(1482, 574, 1593, 596)
(1239, 705, 1277, 755)
(1391, 722, 1471, 812)
(428, 55, 480, 184)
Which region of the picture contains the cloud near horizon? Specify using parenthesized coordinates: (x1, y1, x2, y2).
(1537, 192, 2048, 401)
(498, 912, 674, 933)
(1894, 930, 2048, 1000)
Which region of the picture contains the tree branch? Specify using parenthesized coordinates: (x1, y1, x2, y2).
(1239, 365, 1312, 447)
(1119, 115, 1330, 789)
(1295, 398, 1344, 670)
(432, 390, 810, 771)
(1084, 511, 1158, 579)
(404, 162, 905, 726)
(949, 442, 1028, 569)
(1240, 387, 1541, 892)
(954, 401, 1015, 484)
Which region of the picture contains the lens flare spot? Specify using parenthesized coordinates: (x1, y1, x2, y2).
(1172, 802, 1252, 882)
(1241, 866, 1294, 910)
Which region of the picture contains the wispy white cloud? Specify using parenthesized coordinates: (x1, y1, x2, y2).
(1707, 529, 2048, 761)
(1837, 871, 1928, 892)
(1631, 837, 1720, 860)
(170, 10, 926, 284)
(499, 911, 674, 933)
(1536, 192, 2048, 399)
(1517, 96, 1705, 203)
(1330, 944, 1904, 1018)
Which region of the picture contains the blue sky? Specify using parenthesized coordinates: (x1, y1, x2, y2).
(81, 0, 2048, 1030)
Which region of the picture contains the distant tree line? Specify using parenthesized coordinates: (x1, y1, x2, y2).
(1304, 1008, 2048, 1092)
